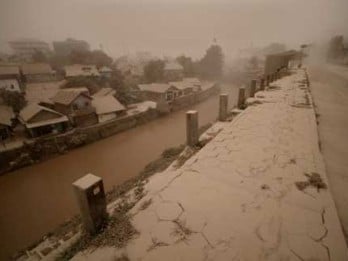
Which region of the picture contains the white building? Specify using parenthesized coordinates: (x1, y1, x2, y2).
(9, 39, 50, 61)
(64, 64, 100, 79)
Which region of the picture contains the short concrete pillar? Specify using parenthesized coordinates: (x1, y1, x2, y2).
(250, 79, 257, 97)
(266, 75, 270, 86)
(260, 78, 265, 90)
(237, 87, 245, 109)
(73, 173, 107, 235)
(219, 93, 228, 121)
(186, 110, 199, 147)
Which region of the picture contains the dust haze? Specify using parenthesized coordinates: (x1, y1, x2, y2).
(1, 0, 348, 60)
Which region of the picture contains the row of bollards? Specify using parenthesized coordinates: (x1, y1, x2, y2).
(72, 66, 288, 235)
(236, 67, 286, 109)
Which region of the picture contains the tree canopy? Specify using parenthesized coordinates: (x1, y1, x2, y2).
(327, 35, 344, 61)
(49, 49, 113, 71)
(176, 55, 195, 77)
(143, 60, 165, 83)
(198, 44, 224, 80)
(69, 50, 113, 67)
(32, 50, 48, 63)
(0, 90, 27, 113)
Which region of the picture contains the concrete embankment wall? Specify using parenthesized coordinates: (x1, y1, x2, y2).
(171, 84, 220, 111)
(0, 109, 158, 175)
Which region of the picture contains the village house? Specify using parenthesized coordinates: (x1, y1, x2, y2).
(137, 83, 179, 102)
(92, 87, 116, 98)
(92, 95, 126, 123)
(19, 103, 69, 138)
(0, 65, 22, 92)
(163, 61, 184, 81)
(21, 63, 56, 83)
(51, 88, 97, 127)
(0, 64, 23, 92)
(168, 81, 194, 97)
(98, 66, 113, 78)
(183, 77, 202, 92)
(64, 64, 100, 80)
(25, 81, 66, 105)
(0, 105, 15, 141)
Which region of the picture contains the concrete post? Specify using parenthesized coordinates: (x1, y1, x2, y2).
(250, 79, 257, 97)
(237, 87, 245, 109)
(73, 173, 107, 235)
(186, 110, 199, 147)
(260, 78, 265, 91)
(219, 93, 228, 121)
(266, 75, 270, 86)
(275, 69, 279, 80)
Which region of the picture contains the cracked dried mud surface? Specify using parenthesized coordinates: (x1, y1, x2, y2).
(72, 69, 348, 261)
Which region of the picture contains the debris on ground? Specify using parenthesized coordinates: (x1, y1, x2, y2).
(261, 184, 270, 190)
(295, 172, 327, 192)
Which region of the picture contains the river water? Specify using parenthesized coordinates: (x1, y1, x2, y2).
(0, 86, 238, 260)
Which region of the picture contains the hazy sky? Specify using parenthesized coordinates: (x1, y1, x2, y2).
(0, 0, 347, 60)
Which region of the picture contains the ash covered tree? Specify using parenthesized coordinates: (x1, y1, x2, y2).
(32, 50, 48, 63)
(68, 49, 113, 67)
(327, 35, 344, 61)
(110, 69, 140, 105)
(176, 55, 195, 77)
(198, 44, 224, 80)
(0, 90, 27, 113)
(143, 59, 165, 83)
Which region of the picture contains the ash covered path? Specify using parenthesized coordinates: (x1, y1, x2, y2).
(308, 64, 348, 243)
(73, 69, 348, 260)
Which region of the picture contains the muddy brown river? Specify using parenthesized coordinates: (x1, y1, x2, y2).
(0, 86, 238, 260)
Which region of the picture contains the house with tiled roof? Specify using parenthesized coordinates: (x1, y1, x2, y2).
(163, 61, 184, 81)
(0, 105, 15, 140)
(137, 83, 179, 102)
(19, 103, 69, 138)
(98, 66, 113, 78)
(92, 87, 116, 98)
(92, 96, 126, 123)
(51, 88, 97, 127)
(64, 64, 100, 79)
(0, 65, 22, 92)
(21, 63, 56, 83)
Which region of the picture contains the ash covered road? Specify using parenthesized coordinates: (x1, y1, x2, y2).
(308, 63, 348, 243)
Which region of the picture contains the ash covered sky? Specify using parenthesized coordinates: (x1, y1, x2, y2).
(0, 0, 347, 59)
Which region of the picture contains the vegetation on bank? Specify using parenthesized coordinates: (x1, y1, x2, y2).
(143, 44, 224, 83)
(56, 144, 186, 260)
(13, 120, 215, 260)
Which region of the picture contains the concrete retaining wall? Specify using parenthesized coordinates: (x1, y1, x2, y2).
(0, 109, 159, 175)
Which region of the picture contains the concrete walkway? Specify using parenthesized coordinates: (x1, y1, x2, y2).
(308, 64, 348, 242)
(73, 69, 347, 260)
